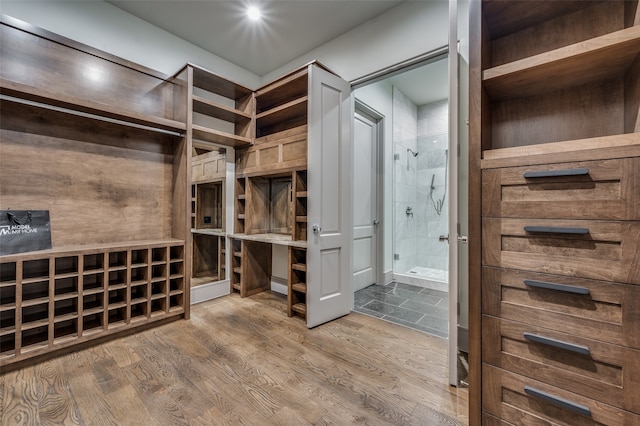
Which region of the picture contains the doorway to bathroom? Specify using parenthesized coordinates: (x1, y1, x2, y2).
(352, 54, 451, 338)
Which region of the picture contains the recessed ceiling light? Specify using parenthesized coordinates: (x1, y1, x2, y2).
(247, 5, 262, 21)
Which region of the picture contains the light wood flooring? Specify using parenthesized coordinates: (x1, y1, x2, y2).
(1, 291, 468, 425)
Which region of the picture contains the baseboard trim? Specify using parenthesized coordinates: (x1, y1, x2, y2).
(271, 276, 288, 295)
(191, 280, 230, 304)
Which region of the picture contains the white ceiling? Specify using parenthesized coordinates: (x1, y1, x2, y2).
(106, 0, 448, 104)
(107, 0, 404, 76)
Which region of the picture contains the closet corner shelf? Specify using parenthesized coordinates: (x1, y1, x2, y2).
(482, 26, 640, 100)
(192, 95, 252, 123)
(0, 78, 186, 133)
(481, 134, 640, 169)
(190, 64, 253, 100)
(255, 96, 308, 129)
(192, 124, 252, 148)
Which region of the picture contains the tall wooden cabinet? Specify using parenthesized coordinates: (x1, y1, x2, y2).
(231, 62, 352, 327)
(0, 16, 190, 369)
(469, 1, 640, 424)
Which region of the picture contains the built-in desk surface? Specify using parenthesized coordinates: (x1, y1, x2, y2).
(230, 233, 307, 248)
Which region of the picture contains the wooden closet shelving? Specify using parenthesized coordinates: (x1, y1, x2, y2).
(288, 247, 307, 319)
(0, 78, 186, 134)
(187, 64, 254, 149)
(0, 16, 190, 370)
(470, 1, 640, 424)
(255, 69, 308, 138)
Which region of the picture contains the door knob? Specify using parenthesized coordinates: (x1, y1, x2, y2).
(312, 224, 322, 234)
(373, 219, 380, 226)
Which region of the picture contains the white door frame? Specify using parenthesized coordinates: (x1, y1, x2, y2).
(354, 99, 385, 289)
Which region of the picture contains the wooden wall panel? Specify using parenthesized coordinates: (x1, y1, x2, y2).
(1, 103, 176, 247)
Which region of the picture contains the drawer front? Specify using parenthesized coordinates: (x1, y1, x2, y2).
(482, 157, 640, 220)
(482, 218, 640, 284)
(482, 267, 640, 348)
(483, 316, 640, 412)
(482, 364, 640, 426)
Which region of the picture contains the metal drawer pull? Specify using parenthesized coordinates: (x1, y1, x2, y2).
(523, 168, 589, 178)
(523, 332, 591, 356)
(524, 226, 589, 234)
(524, 279, 590, 295)
(524, 386, 591, 417)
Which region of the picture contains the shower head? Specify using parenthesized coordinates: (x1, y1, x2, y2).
(407, 148, 419, 157)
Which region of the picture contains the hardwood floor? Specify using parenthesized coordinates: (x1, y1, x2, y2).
(1, 291, 469, 425)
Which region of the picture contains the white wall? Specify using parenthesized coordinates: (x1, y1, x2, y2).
(262, 0, 449, 84)
(0, 0, 261, 88)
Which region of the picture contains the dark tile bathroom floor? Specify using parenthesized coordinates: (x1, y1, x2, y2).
(353, 282, 449, 338)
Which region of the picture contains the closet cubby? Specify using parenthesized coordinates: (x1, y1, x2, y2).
(288, 247, 307, 319)
(246, 176, 293, 235)
(230, 238, 243, 294)
(0, 240, 185, 367)
(255, 69, 309, 138)
(180, 64, 254, 148)
(192, 234, 224, 285)
(236, 177, 247, 233)
(293, 171, 308, 241)
(480, 0, 640, 153)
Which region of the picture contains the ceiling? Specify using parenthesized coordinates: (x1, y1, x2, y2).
(107, 0, 404, 76)
(106, 0, 448, 105)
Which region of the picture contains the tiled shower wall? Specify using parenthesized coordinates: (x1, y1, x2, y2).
(393, 86, 449, 274)
(417, 99, 449, 272)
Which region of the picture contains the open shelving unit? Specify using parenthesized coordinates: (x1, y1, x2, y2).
(0, 16, 190, 370)
(183, 64, 254, 149)
(0, 241, 185, 363)
(288, 247, 307, 319)
(469, 1, 640, 424)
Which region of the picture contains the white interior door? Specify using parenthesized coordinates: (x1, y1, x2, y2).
(307, 65, 353, 328)
(352, 107, 378, 291)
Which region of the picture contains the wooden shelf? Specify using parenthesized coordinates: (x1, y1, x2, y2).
(483, 26, 640, 100)
(193, 95, 251, 123)
(191, 64, 253, 101)
(192, 124, 252, 148)
(292, 263, 307, 272)
(481, 134, 640, 169)
(255, 68, 308, 113)
(291, 303, 307, 315)
(0, 78, 186, 134)
(291, 283, 307, 293)
(256, 97, 308, 132)
(296, 191, 308, 198)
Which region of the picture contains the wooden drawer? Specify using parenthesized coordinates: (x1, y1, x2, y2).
(482, 267, 640, 349)
(482, 364, 640, 425)
(482, 218, 640, 284)
(483, 157, 640, 220)
(483, 316, 640, 412)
